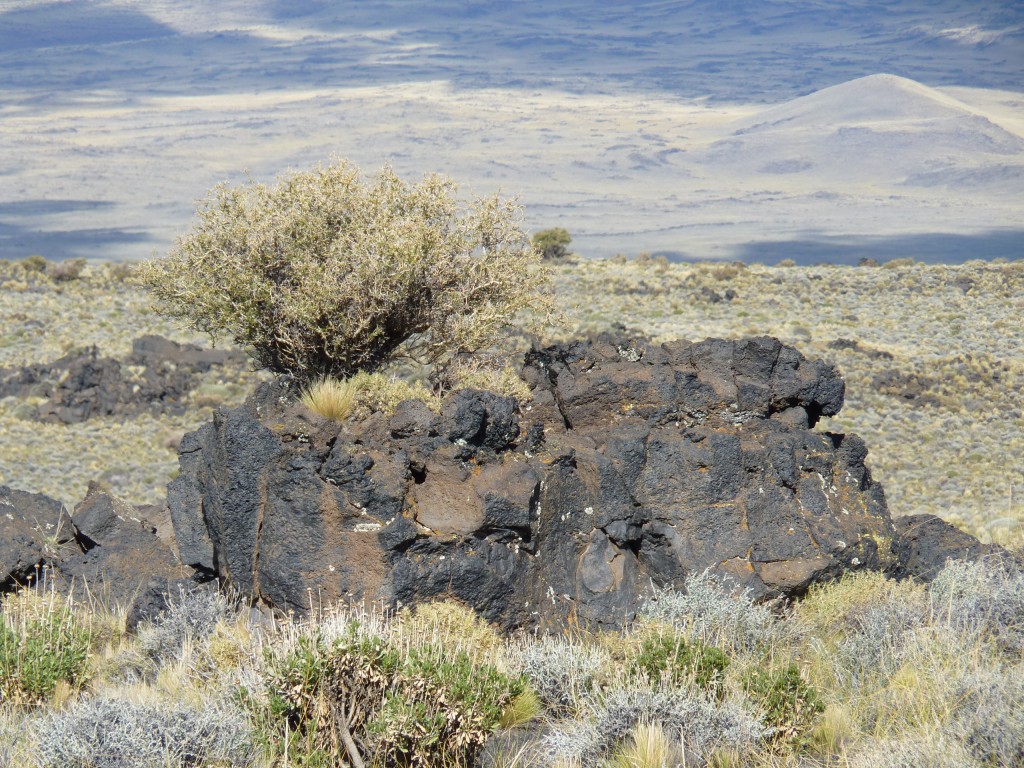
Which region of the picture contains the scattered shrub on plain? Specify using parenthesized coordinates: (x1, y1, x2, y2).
(532, 227, 572, 260)
(18, 255, 48, 273)
(140, 159, 552, 384)
(46, 258, 86, 283)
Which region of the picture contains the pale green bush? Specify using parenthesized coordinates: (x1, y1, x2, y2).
(140, 159, 551, 384)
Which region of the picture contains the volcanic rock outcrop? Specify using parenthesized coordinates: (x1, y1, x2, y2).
(0, 334, 246, 424)
(168, 335, 907, 631)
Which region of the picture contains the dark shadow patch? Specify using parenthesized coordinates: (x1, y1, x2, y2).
(729, 229, 1024, 266)
(0, 223, 152, 261)
(0, 2, 177, 52)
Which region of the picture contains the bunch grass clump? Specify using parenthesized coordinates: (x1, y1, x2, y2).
(0, 585, 92, 708)
(139, 159, 552, 384)
(300, 371, 440, 421)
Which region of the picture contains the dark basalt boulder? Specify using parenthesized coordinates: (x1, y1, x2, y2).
(0, 486, 77, 590)
(892, 514, 1014, 581)
(167, 336, 912, 632)
(0, 483, 187, 606)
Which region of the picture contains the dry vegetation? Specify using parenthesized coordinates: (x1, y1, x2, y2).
(1, 561, 1021, 767)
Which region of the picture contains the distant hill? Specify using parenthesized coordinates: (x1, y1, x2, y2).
(698, 74, 1024, 189)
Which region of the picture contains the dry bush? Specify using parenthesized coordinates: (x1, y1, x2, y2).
(32, 695, 256, 768)
(140, 159, 552, 384)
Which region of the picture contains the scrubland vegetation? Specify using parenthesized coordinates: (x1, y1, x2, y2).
(1, 561, 1021, 767)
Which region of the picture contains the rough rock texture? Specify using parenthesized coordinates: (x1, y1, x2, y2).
(0, 483, 187, 606)
(169, 336, 908, 631)
(0, 486, 77, 590)
(893, 513, 1011, 581)
(0, 335, 246, 424)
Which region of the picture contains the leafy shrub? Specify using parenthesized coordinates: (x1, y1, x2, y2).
(367, 645, 523, 766)
(0, 589, 91, 707)
(140, 159, 551, 384)
(633, 631, 729, 698)
(532, 227, 572, 260)
(507, 635, 610, 717)
(258, 625, 524, 767)
(639, 570, 781, 654)
(33, 695, 256, 768)
(742, 664, 823, 747)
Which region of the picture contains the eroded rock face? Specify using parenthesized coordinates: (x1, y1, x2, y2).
(169, 336, 901, 631)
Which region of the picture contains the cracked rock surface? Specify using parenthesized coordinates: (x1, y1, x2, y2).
(169, 335, 902, 631)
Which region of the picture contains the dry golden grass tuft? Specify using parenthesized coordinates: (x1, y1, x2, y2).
(299, 375, 359, 421)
